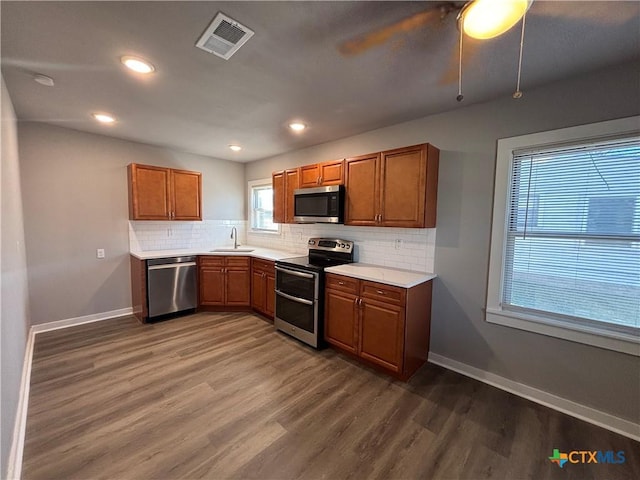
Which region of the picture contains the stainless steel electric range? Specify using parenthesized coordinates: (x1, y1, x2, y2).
(274, 238, 354, 348)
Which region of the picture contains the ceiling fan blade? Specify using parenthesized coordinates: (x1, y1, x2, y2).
(438, 38, 481, 86)
(339, 6, 455, 56)
(533, 1, 639, 25)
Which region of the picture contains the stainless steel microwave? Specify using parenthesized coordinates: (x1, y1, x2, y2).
(294, 185, 345, 223)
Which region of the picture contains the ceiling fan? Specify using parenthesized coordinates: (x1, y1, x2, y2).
(339, 0, 534, 101)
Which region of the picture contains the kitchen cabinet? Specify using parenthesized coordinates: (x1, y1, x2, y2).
(199, 256, 250, 307)
(130, 255, 148, 322)
(251, 258, 275, 319)
(128, 163, 202, 221)
(272, 168, 299, 224)
(345, 144, 439, 228)
(324, 273, 432, 380)
(299, 159, 345, 188)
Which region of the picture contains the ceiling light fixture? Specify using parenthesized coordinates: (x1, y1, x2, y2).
(288, 122, 306, 132)
(120, 56, 155, 74)
(33, 74, 55, 87)
(459, 0, 532, 40)
(229, 145, 242, 151)
(92, 112, 116, 124)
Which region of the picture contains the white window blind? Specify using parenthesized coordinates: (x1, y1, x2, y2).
(503, 136, 640, 333)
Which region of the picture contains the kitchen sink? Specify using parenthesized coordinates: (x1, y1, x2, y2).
(209, 248, 254, 253)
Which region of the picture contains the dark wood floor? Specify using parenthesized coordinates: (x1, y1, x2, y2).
(22, 312, 639, 480)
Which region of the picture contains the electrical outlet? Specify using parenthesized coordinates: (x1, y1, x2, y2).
(96, 248, 105, 259)
(394, 239, 402, 250)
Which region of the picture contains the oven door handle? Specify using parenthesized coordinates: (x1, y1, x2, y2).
(275, 290, 314, 306)
(275, 266, 316, 279)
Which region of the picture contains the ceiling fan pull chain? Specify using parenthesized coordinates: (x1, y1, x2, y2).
(457, 23, 464, 102)
(513, 12, 527, 99)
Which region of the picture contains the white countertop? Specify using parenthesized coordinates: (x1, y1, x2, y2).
(325, 263, 436, 288)
(130, 246, 299, 262)
(131, 248, 436, 288)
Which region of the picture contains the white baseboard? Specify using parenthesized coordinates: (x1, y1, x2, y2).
(428, 352, 640, 442)
(31, 307, 134, 333)
(6, 307, 134, 478)
(6, 328, 35, 480)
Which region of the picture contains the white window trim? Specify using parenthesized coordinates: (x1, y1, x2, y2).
(247, 178, 280, 235)
(486, 116, 640, 357)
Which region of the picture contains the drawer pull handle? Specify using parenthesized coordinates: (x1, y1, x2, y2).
(338, 281, 345, 285)
(376, 290, 385, 294)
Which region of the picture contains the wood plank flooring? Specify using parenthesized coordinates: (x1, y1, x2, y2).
(22, 312, 639, 480)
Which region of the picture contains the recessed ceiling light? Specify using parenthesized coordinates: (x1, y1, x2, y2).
(92, 113, 116, 124)
(120, 56, 155, 74)
(33, 74, 55, 87)
(289, 122, 306, 132)
(229, 145, 242, 152)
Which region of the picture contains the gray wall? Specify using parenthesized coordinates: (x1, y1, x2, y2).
(18, 123, 245, 325)
(1, 77, 30, 476)
(246, 61, 640, 423)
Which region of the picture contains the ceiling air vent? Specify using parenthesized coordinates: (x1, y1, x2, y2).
(196, 12, 254, 60)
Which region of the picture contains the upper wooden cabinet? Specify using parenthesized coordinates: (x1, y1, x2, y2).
(343, 153, 380, 227)
(128, 163, 202, 221)
(345, 144, 439, 228)
(272, 168, 299, 224)
(299, 160, 345, 188)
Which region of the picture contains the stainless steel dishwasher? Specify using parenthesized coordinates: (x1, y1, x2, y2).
(147, 256, 197, 319)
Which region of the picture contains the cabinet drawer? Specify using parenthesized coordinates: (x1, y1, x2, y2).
(226, 256, 250, 267)
(361, 281, 405, 306)
(326, 273, 358, 294)
(199, 256, 224, 267)
(252, 258, 274, 273)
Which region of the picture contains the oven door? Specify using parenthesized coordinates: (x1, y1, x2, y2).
(274, 265, 320, 347)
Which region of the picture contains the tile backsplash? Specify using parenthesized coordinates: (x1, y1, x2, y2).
(129, 220, 246, 252)
(130, 221, 436, 273)
(248, 224, 436, 273)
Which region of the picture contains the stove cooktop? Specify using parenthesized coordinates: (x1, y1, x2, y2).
(276, 255, 351, 272)
(276, 238, 355, 273)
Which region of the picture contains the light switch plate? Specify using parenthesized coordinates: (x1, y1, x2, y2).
(96, 248, 105, 259)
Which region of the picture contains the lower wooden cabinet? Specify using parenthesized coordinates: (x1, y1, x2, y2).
(199, 256, 250, 307)
(251, 258, 275, 319)
(324, 273, 432, 380)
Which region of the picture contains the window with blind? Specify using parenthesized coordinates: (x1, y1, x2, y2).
(486, 117, 640, 356)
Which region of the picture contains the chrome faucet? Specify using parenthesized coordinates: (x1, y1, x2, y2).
(230, 227, 238, 249)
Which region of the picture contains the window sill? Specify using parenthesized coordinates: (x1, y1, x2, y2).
(486, 307, 640, 357)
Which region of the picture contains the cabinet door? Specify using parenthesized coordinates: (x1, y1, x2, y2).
(272, 171, 285, 224)
(344, 153, 379, 226)
(171, 169, 202, 220)
(226, 268, 251, 306)
(199, 267, 225, 305)
(265, 273, 276, 318)
(299, 164, 320, 188)
(379, 144, 427, 228)
(325, 288, 358, 354)
(359, 298, 405, 373)
(128, 164, 171, 220)
(319, 160, 344, 185)
(251, 269, 266, 311)
(285, 169, 299, 224)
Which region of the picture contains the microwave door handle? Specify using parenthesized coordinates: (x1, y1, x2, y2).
(275, 266, 315, 279)
(275, 290, 314, 306)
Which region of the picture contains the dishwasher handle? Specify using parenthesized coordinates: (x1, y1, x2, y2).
(148, 261, 197, 270)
